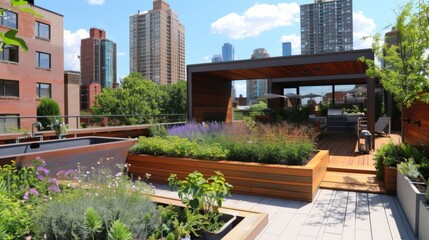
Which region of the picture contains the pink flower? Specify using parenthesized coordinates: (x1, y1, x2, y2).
(23, 192, 29, 200)
(29, 188, 39, 196)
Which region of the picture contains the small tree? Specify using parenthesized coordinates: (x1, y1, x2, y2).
(36, 98, 60, 130)
(360, 0, 429, 139)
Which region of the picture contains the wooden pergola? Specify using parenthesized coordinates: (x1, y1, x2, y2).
(187, 49, 378, 146)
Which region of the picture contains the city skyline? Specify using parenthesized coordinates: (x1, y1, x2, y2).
(38, 0, 404, 95)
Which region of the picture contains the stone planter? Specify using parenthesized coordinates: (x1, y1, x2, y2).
(396, 171, 425, 236)
(203, 214, 237, 240)
(128, 150, 329, 202)
(418, 199, 429, 240)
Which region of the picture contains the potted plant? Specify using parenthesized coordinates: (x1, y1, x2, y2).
(396, 159, 426, 236)
(168, 171, 235, 240)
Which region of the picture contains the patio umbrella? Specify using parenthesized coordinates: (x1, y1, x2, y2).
(284, 93, 302, 99)
(345, 87, 367, 94)
(302, 93, 322, 99)
(260, 93, 287, 99)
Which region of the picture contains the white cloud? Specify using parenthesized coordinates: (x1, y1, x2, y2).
(280, 34, 301, 55)
(118, 52, 126, 57)
(211, 3, 300, 40)
(353, 11, 376, 49)
(87, 0, 105, 5)
(63, 29, 89, 71)
(203, 55, 210, 62)
(234, 81, 246, 97)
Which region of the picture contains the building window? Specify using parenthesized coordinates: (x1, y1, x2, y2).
(36, 83, 51, 98)
(36, 52, 51, 69)
(35, 22, 50, 40)
(0, 79, 19, 97)
(0, 114, 19, 134)
(0, 10, 17, 29)
(0, 45, 19, 62)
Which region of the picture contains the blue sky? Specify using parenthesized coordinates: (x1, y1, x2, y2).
(38, 0, 407, 96)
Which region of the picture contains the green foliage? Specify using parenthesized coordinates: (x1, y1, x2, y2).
(160, 80, 187, 115)
(92, 72, 166, 125)
(36, 98, 61, 130)
(374, 142, 429, 180)
(398, 158, 420, 179)
(168, 171, 232, 233)
(130, 136, 229, 160)
(360, 1, 429, 110)
(169, 171, 232, 214)
(149, 123, 168, 137)
(32, 166, 161, 239)
(84, 207, 103, 240)
(248, 101, 268, 117)
(108, 220, 133, 240)
(278, 107, 310, 123)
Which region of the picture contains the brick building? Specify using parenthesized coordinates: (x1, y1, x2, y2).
(0, 0, 64, 132)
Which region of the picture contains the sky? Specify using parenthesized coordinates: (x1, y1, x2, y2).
(37, 0, 408, 96)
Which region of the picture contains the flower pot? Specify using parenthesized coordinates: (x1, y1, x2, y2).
(203, 214, 236, 240)
(419, 200, 429, 240)
(396, 171, 425, 236)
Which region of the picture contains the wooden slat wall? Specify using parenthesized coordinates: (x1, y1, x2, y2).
(127, 150, 329, 202)
(403, 101, 429, 148)
(192, 76, 232, 122)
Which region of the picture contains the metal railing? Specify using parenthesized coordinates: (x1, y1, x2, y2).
(0, 114, 187, 134)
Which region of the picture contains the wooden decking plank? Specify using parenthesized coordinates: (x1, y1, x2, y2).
(299, 189, 335, 238)
(380, 194, 417, 240)
(323, 191, 348, 235)
(342, 191, 357, 240)
(356, 192, 371, 231)
(368, 193, 393, 240)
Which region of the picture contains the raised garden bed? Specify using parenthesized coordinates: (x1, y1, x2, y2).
(151, 195, 268, 240)
(128, 150, 329, 202)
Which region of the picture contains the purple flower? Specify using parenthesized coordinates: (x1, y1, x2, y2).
(48, 185, 61, 193)
(37, 166, 49, 176)
(56, 170, 65, 177)
(37, 175, 45, 181)
(47, 178, 59, 186)
(29, 188, 39, 196)
(23, 192, 29, 200)
(64, 169, 77, 179)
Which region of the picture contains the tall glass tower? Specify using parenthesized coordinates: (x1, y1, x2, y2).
(300, 0, 353, 54)
(247, 48, 270, 105)
(222, 43, 234, 62)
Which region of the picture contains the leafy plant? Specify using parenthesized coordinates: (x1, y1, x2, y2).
(84, 207, 103, 240)
(398, 159, 420, 179)
(108, 220, 133, 240)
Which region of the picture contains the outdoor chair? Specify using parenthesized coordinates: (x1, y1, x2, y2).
(356, 116, 391, 137)
(374, 116, 391, 136)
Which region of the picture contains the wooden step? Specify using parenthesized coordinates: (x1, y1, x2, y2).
(327, 164, 376, 174)
(320, 171, 385, 193)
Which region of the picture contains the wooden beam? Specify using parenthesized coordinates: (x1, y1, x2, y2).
(367, 78, 376, 149)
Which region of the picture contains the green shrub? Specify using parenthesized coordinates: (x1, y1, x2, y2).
(36, 98, 61, 130)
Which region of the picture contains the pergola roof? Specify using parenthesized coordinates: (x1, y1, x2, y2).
(187, 49, 374, 86)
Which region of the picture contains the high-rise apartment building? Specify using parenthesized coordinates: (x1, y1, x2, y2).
(300, 0, 353, 54)
(212, 54, 222, 63)
(80, 28, 116, 110)
(0, 0, 64, 132)
(282, 42, 292, 56)
(247, 48, 270, 105)
(222, 43, 234, 62)
(130, 0, 185, 84)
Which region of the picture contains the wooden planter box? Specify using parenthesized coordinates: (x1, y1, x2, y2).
(384, 165, 397, 195)
(419, 199, 429, 240)
(397, 171, 425, 236)
(128, 150, 329, 202)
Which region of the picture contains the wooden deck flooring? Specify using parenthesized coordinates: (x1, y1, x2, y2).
(152, 184, 416, 240)
(317, 131, 402, 193)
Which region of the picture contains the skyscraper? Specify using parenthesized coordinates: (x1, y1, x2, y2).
(130, 0, 185, 85)
(80, 28, 117, 110)
(282, 42, 292, 56)
(247, 48, 270, 105)
(222, 43, 234, 61)
(300, 0, 353, 54)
